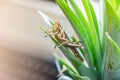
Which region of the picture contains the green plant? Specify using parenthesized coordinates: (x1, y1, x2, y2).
(38, 0, 120, 80)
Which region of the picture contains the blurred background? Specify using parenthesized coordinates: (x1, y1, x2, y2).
(0, 0, 99, 80)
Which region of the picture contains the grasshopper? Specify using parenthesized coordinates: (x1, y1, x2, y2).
(48, 21, 82, 47)
(42, 21, 83, 61)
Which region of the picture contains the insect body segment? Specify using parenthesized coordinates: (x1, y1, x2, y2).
(45, 21, 83, 61)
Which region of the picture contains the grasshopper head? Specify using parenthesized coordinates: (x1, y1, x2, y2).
(52, 21, 61, 33)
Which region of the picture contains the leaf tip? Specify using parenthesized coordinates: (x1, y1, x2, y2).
(105, 32, 110, 39)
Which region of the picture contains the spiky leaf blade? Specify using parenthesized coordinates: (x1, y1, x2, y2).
(104, 33, 120, 80)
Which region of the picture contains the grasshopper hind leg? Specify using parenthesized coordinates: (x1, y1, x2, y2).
(54, 41, 68, 48)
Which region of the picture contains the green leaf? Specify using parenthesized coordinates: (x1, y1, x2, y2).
(104, 32, 120, 80)
(117, 6, 120, 15)
(108, 0, 120, 11)
(54, 53, 79, 75)
(82, 0, 99, 40)
(116, 0, 120, 11)
(100, 0, 106, 56)
(100, 0, 106, 79)
(54, 53, 79, 79)
(109, 0, 116, 8)
(58, 45, 97, 80)
(105, 0, 120, 47)
(81, 0, 102, 72)
(66, 0, 92, 68)
(37, 10, 54, 26)
(63, 68, 91, 80)
(104, 1, 120, 79)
